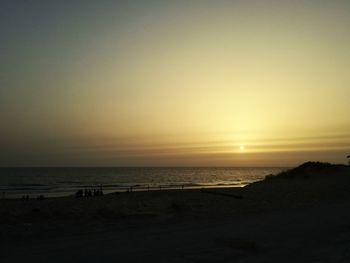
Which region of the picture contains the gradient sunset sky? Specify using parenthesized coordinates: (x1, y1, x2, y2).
(1, 0, 350, 166)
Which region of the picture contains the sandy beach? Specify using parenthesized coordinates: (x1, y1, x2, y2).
(3, 0, 350, 261)
(1, 162, 350, 262)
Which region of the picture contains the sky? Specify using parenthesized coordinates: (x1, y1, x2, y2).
(1, 0, 350, 167)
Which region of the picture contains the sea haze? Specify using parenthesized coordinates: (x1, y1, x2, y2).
(0, 167, 287, 198)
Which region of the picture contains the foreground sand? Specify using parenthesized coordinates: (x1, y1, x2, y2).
(1, 162, 350, 262)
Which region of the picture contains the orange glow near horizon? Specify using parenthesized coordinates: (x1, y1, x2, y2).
(1, 1, 350, 166)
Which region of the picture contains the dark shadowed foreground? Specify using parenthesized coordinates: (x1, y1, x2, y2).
(1, 162, 350, 262)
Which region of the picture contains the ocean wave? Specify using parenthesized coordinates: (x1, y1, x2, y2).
(0, 167, 285, 198)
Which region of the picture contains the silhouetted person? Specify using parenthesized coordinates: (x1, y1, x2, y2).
(75, 190, 83, 198)
(37, 195, 45, 200)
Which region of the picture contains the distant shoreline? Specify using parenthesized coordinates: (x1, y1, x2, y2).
(1, 182, 250, 200)
(0, 166, 286, 199)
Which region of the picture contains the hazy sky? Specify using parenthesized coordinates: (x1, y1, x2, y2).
(1, 0, 350, 166)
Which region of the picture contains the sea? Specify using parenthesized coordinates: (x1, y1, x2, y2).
(0, 167, 288, 198)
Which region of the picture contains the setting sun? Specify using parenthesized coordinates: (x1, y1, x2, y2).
(1, 2, 350, 261)
(1, 0, 349, 168)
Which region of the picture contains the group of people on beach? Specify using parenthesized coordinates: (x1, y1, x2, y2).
(75, 187, 104, 198)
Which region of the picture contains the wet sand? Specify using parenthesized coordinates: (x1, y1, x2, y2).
(1, 162, 350, 262)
